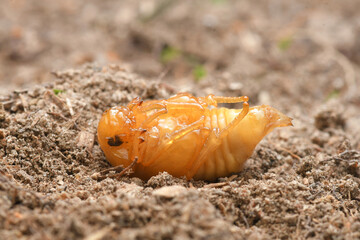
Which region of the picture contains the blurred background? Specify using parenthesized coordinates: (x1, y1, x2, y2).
(1, 0, 359, 113)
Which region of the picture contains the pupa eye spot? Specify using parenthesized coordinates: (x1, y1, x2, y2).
(106, 135, 123, 146)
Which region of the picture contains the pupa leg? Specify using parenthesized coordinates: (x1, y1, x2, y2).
(141, 116, 207, 167)
(132, 97, 208, 164)
(165, 101, 204, 112)
(203, 95, 249, 105)
(164, 93, 207, 111)
(186, 101, 249, 179)
(167, 92, 196, 100)
(130, 108, 168, 164)
(97, 157, 139, 180)
(137, 102, 167, 113)
(139, 97, 205, 115)
(164, 94, 249, 111)
(183, 128, 211, 171)
(212, 95, 249, 104)
(217, 102, 249, 138)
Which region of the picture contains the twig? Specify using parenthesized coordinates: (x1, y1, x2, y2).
(19, 94, 28, 112)
(64, 111, 82, 130)
(47, 111, 69, 121)
(114, 157, 138, 179)
(99, 165, 125, 175)
(296, 214, 302, 238)
(306, 190, 324, 201)
(44, 90, 70, 116)
(93, 157, 138, 180)
(84, 226, 113, 240)
(203, 182, 228, 188)
(270, 142, 301, 160)
(66, 98, 75, 116)
(332, 186, 341, 201)
(240, 210, 249, 229)
(227, 174, 238, 182)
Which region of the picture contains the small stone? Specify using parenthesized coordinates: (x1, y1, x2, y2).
(152, 185, 188, 199)
(0, 103, 5, 121)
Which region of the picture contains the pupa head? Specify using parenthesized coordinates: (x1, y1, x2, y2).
(97, 107, 135, 166)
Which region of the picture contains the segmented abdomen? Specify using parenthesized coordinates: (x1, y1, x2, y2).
(194, 108, 243, 180)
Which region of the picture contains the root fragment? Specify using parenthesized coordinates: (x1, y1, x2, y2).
(92, 157, 138, 180)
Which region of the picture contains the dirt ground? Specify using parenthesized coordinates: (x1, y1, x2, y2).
(1, 0, 360, 239)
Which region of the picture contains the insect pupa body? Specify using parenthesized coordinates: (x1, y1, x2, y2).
(97, 93, 292, 181)
(193, 106, 291, 180)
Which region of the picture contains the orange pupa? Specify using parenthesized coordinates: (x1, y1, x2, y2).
(97, 93, 292, 181)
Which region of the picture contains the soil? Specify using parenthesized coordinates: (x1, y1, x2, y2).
(1, 0, 360, 239)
